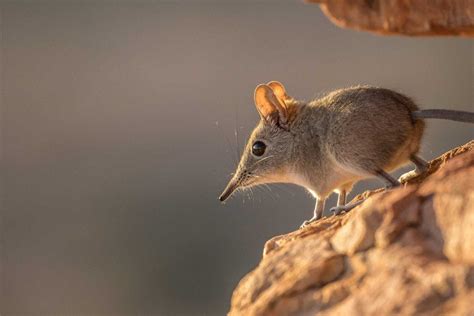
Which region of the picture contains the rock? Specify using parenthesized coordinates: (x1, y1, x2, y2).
(307, 0, 474, 36)
(229, 140, 474, 316)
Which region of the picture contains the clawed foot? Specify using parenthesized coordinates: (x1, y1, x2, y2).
(329, 205, 348, 216)
(300, 216, 318, 229)
(330, 199, 364, 217)
(398, 170, 421, 184)
(300, 199, 366, 227)
(384, 180, 402, 190)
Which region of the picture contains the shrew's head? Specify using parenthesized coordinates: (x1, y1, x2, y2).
(219, 81, 300, 202)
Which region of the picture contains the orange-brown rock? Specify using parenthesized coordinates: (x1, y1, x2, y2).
(229, 140, 474, 315)
(307, 0, 474, 36)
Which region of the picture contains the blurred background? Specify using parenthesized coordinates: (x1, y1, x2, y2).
(1, 1, 472, 315)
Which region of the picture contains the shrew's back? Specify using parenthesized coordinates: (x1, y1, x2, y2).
(318, 86, 425, 173)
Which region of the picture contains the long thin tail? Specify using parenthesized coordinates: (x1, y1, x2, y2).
(412, 109, 474, 123)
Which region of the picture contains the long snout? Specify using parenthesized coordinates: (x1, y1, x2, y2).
(219, 177, 239, 202)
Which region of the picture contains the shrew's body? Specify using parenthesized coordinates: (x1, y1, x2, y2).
(219, 82, 473, 228)
(288, 87, 424, 199)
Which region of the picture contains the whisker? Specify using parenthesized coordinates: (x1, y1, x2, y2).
(263, 183, 280, 199)
(234, 105, 241, 161)
(245, 188, 252, 202)
(234, 128, 240, 162)
(215, 120, 238, 166)
(252, 187, 261, 204)
(257, 184, 277, 201)
(248, 155, 274, 170)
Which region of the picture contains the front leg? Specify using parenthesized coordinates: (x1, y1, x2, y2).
(337, 189, 347, 207)
(300, 198, 325, 228)
(329, 182, 357, 215)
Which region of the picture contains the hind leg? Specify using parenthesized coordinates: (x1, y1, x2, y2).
(331, 171, 399, 217)
(337, 189, 347, 207)
(330, 183, 355, 216)
(329, 163, 400, 218)
(375, 169, 401, 188)
(399, 154, 429, 183)
(337, 190, 346, 207)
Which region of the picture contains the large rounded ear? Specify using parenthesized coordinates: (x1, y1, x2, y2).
(267, 81, 291, 104)
(254, 84, 288, 125)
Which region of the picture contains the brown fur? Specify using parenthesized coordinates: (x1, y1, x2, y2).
(219, 83, 425, 219)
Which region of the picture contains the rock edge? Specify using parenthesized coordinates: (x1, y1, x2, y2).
(229, 140, 474, 316)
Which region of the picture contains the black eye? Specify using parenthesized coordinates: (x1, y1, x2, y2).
(252, 141, 266, 157)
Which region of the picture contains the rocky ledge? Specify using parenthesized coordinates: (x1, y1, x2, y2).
(229, 140, 474, 316)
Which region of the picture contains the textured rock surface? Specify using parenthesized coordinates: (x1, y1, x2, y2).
(229, 141, 474, 316)
(308, 0, 474, 36)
